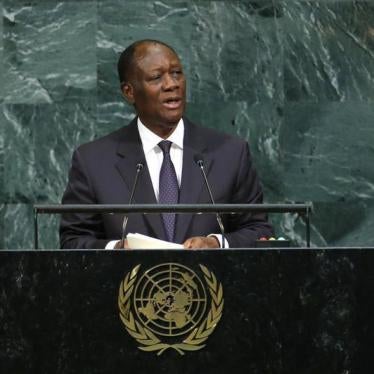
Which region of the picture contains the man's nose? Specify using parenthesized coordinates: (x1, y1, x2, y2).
(162, 73, 179, 90)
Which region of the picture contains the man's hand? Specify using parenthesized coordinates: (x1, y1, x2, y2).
(183, 236, 220, 249)
(114, 239, 129, 249)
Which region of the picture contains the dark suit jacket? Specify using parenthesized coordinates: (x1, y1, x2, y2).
(60, 117, 273, 249)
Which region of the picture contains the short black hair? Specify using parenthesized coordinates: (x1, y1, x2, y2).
(117, 39, 178, 88)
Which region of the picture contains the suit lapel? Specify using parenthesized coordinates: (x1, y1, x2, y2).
(115, 119, 166, 241)
(174, 119, 212, 243)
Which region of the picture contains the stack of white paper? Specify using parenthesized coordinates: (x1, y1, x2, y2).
(126, 233, 184, 249)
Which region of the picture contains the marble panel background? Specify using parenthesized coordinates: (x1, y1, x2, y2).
(0, 0, 373, 248)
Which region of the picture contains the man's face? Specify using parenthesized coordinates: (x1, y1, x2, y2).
(123, 43, 186, 135)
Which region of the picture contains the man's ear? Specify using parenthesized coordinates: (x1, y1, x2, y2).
(122, 83, 135, 104)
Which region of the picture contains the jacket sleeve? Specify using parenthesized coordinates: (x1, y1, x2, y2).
(59, 149, 109, 249)
(224, 142, 274, 248)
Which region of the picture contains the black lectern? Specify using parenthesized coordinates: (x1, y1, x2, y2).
(1, 248, 374, 373)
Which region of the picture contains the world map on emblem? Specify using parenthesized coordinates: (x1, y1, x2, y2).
(133, 263, 208, 337)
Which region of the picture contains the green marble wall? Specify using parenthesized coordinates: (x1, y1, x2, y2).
(0, 0, 373, 249)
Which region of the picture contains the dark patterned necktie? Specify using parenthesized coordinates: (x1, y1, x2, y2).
(158, 140, 179, 242)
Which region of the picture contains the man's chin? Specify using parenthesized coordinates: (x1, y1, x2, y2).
(161, 114, 183, 128)
(162, 105, 185, 125)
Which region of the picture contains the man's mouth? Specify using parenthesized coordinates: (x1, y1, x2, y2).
(162, 97, 183, 109)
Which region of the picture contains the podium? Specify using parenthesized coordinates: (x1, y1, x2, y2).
(1, 248, 374, 373)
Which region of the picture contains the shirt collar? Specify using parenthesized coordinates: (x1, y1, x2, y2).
(137, 117, 184, 153)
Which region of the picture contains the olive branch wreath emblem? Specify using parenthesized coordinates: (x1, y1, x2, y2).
(118, 264, 224, 355)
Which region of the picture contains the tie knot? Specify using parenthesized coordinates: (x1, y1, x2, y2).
(158, 140, 172, 154)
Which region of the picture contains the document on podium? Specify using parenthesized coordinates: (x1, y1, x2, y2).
(126, 233, 184, 249)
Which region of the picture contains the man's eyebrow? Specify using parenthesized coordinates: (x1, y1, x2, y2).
(146, 67, 163, 74)
(147, 64, 181, 72)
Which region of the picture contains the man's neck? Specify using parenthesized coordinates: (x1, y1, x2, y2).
(138, 117, 181, 139)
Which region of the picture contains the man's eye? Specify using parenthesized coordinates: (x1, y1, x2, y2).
(172, 70, 182, 76)
(150, 75, 161, 80)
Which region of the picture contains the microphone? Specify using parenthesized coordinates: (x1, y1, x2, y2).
(194, 155, 226, 248)
(121, 162, 144, 243)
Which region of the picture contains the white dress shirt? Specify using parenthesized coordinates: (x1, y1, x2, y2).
(106, 118, 227, 249)
(138, 117, 184, 199)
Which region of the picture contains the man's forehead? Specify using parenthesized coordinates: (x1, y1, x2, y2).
(134, 43, 180, 65)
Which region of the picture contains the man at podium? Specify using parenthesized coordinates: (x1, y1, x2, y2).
(60, 39, 273, 249)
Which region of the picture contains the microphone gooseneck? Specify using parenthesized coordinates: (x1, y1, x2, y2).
(195, 156, 226, 249)
(121, 163, 144, 242)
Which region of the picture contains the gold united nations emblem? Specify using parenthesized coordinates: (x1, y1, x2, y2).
(118, 263, 224, 355)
